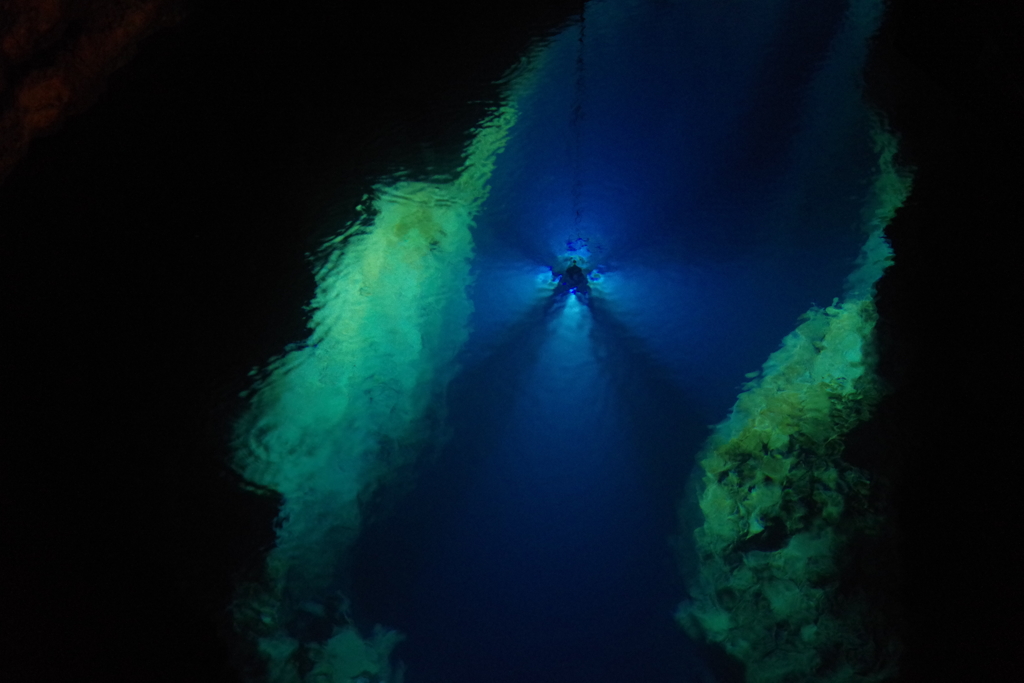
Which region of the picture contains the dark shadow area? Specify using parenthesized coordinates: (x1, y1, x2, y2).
(865, 0, 1023, 680)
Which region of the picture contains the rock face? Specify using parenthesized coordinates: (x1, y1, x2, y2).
(0, 0, 181, 183)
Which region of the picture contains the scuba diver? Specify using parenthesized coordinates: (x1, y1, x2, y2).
(554, 258, 591, 300)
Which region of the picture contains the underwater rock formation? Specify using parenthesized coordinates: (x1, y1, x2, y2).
(676, 125, 912, 683)
(228, 50, 545, 681)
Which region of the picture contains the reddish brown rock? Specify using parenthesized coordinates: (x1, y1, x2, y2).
(0, 0, 183, 183)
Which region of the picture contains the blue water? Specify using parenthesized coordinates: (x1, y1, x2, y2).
(350, 1, 883, 682)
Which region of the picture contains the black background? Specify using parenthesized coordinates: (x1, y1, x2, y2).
(3, 1, 1020, 681)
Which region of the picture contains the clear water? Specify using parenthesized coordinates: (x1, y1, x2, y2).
(343, 1, 889, 682)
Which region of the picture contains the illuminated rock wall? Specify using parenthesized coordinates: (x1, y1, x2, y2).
(677, 123, 912, 683)
(229, 51, 544, 683)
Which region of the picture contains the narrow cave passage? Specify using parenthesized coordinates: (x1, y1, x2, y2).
(339, 2, 892, 682)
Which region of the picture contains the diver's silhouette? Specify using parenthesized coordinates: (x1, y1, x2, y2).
(555, 259, 591, 298)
